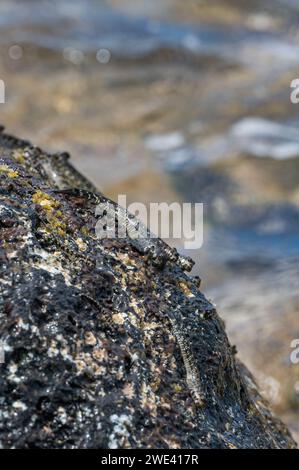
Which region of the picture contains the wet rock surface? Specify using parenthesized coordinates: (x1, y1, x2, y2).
(0, 130, 296, 449)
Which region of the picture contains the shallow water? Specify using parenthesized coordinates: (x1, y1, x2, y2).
(0, 0, 298, 441)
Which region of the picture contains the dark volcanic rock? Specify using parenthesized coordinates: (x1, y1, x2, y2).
(0, 128, 296, 449)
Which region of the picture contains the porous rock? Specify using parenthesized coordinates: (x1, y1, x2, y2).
(0, 129, 296, 449)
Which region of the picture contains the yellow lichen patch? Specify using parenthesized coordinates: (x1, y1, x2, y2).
(32, 191, 60, 210)
(45, 213, 67, 237)
(32, 191, 67, 237)
(12, 150, 25, 164)
(81, 226, 91, 237)
(172, 383, 183, 393)
(0, 164, 18, 178)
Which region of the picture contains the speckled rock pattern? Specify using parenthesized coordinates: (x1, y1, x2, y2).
(0, 129, 296, 449)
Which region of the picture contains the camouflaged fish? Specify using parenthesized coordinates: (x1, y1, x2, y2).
(0, 126, 194, 272)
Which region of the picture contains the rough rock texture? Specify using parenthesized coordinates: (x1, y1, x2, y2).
(0, 129, 296, 449)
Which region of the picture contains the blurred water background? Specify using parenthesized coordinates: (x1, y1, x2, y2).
(0, 0, 298, 442)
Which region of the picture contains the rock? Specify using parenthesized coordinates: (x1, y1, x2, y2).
(0, 128, 296, 449)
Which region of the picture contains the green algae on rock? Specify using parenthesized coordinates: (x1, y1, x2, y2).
(0, 128, 296, 449)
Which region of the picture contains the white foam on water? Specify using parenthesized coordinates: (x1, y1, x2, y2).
(230, 117, 299, 159)
(144, 132, 185, 152)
